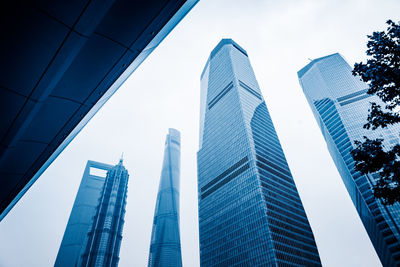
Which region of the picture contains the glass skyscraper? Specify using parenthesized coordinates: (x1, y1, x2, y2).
(148, 129, 183, 267)
(298, 53, 400, 266)
(55, 159, 129, 267)
(197, 39, 321, 266)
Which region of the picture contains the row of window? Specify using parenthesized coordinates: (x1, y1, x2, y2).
(208, 81, 234, 109)
(274, 242, 320, 263)
(266, 206, 310, 233)
(336, 87, 367, 101)
(271, 233, 319, 255)
(201, 156, 248, 192)
(264, 190, 306, 217)
(256, 154, 291, 177)
(239, 80, 262, 100)
(201, 163, 250, 199)
(257, 162, 293, 185)
(269, 225, 317, 248)
(200, 194, 263, 239)
(276, 251, 321, 267)
(261, 182, 301, 206)
(315, 97, 400, 265)
(259, 169, 298, 195)
(250, 102, 320, 265)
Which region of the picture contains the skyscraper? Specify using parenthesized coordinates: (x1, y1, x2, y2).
(148, 128, 182, 267)
(55, 159, 129, 267)
(197, 39, 321, 266)
(298, 53, 400, 266)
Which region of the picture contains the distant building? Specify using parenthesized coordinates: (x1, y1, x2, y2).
(197, 39, 321, 266)
(298, 53, 400, 266)
(148, 129, 182, 267)
(55, 159, 129, 267)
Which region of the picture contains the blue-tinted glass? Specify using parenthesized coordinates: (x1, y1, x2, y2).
(148, 129, 183, 267)
(55, 160, 129, 267)
(298, 53, 400, 266)
(198, 39, 321, 266)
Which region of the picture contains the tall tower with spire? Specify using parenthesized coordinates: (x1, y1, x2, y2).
(148, 128, 182, 267)
(55, 159, 129, 267)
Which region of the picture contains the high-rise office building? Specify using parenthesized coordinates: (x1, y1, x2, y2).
(197, 39, 321, 266)
(148, 128, 182, 267)
(298, 53, 400, 266)
(55, 159, 129, 267)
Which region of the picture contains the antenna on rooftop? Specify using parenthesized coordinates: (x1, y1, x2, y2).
(119, 152, 124, 164)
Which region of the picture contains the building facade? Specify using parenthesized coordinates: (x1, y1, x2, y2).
(55, 159, 129, 267)
(197, 39, 321, 266)
(148, 128, 183, 267)
(298, 53, 400, 266)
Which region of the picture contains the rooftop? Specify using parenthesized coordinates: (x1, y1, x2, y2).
(297, 53, 340, 78)
(201, 39, 248, 79)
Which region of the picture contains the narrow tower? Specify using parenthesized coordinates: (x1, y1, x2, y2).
(298, 53, 400, 266)
(148, 128, 182, 267)
(55, 159, 129, 267)
(198, 39, 321, 266)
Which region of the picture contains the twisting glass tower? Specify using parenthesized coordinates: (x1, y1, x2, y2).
(298, 53, 400, 266)
(197, 39, 321, 266)
(148, 128, 182, 267)
(55, 159, 129, 267)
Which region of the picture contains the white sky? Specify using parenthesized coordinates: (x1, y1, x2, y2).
(1, 1, 400, 266)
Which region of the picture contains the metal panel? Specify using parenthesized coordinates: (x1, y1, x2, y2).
(0, 0, 198, 220)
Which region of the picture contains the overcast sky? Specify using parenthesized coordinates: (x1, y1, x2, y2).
(1, 1, 400, 266)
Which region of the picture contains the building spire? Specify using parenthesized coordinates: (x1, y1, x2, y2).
(119, 152, 124, 164)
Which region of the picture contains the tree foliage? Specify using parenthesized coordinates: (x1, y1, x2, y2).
(351, 20, 400, 204)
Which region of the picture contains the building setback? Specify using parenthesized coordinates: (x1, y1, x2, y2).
(197, 39, 321, 266)
(148, 128, 183, 267)
(298, 53, 400, 266)
(55, 159, 129, 267)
